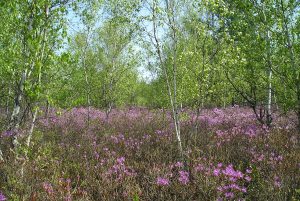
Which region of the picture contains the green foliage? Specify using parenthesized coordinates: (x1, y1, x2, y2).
(1, 0, 300, 130)
(133, 193, 140, 201)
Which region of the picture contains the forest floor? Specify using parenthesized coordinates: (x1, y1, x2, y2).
(0, 106, 299, 200)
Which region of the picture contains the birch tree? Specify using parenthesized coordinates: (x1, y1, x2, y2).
(0, 0, 72, 158)
(144, 0, 184, 157)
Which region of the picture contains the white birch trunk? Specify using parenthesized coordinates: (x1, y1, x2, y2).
(26, 108, 38, 147)
(152, 0, 183, 157)
(262, 2, 272, 126)
(0, 150, 3, 162)
(83, 27, 91, 128)
(26, 6, 49, 147)
(267, 70, 272, 115)
(6, 87, 10, 118)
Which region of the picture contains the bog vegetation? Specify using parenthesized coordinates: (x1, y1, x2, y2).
(0, 0, 299, 200)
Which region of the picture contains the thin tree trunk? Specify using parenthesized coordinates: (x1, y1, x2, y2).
(84, 64, 91, 126)
(83, 27, 91, 128)
(0, 149, 3, 162)
(6, 87, 10, 118)
(105, 102, 112, 120)
(10, 1, 34, 149)
(105, 59, 115, 121)
(267, 69, 272, 124)
(261, 1, 273, 127)
(45, 99, 49, 118)
(169, 0, 183, 157)
(152, 0, 183, 157)
(27, 5, 49, 147)
(8, 69, 27, 148)
(26, 108, 38, 147)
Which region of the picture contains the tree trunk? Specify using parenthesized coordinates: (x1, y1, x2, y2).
(45, 99, 49, 118)
(84, 65, 91, 127)
(105, 102, 112, 120)
(26, 108, 38, 147)
(6, 87, 10, 118)
(0, 149, 3, 162)
(8, 70, 27, 148)
(83, 27, 91, 128)
(26, 6, 49, 147)
(266, 69, 272, 126)
(152, 0, 183, 157)
(262, 2, 272, 127)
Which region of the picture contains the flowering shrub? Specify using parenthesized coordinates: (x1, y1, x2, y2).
(156, 177, 170, 186)
(0, 107, 299, 200)
(178, 170, 190, 185)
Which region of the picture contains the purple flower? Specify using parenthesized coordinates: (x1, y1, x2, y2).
(178, 170, 189, 185)
(195, 164, 204, 172)
(213, 168, 221, 176)
(217, 186, 223, 192)
(274, 176, 281, 188)
(175, 161, 184, 168)
(0, 192, 6, 201)
(222, 165, 243, 179)
(117, 157, 125, 164)
(225, 192, 234, 199)
(1, 130, 14, 137)
(229, 177, 238, 182)
(229, 184, 240, 190)
(155, 130, 163, 135)
(245, 176, 251, 182)
(156, 177, 170, 186)
(216, 130, 225, 137)
(42, 182, 54, 196)
(245, 125, 257, 137)
(246, 168, 252, 174)
(257, 154, 264, 161)
(277, 155, 283, 161)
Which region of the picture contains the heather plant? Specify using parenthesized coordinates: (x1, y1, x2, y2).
(0, 107, 299, 200)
